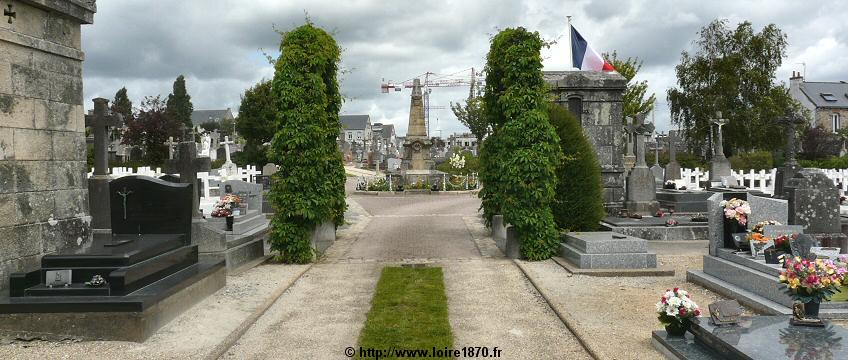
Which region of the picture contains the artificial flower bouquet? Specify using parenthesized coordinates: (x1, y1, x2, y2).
(773, 233, 796, 254)
(720, 198, 750, 226)
(657, 288, 701, 336)
(211, 194, 242, 217)
(779, 257, 846, 305)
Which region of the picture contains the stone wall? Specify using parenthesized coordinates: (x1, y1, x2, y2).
(0, 0, 96, 290)
(545, 71, 627, 210)
(813, 107, 848, 132)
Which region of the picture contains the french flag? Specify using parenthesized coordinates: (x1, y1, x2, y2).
(571, 26, 615, 72)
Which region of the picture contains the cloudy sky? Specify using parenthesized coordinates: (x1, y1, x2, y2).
(82, 0, 848, 136)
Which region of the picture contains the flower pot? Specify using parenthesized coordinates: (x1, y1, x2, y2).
(664, 320, 691, 337)
(804, 301, 820, 318)
(724, 219, 745, 249)
(226, 216, 234, 231)
(764, 249, 784, 264)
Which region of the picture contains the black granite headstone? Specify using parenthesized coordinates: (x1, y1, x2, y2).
(110, 176, 193, 238)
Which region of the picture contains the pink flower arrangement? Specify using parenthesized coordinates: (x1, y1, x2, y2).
(211, 194, 242, 217)
(719, 198, 750, 226)
(779, 257, 847, 303)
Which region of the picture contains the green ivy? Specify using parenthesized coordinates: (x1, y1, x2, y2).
(547, 103, 605, 232)
(267, 23, 347, 263)
(479, 27, 562, 260)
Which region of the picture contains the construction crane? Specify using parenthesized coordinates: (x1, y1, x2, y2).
(380, 68, 483, 137)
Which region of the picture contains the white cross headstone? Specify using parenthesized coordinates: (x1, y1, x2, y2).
(200, 134, 211, 157)
(221, 136, 234, 164)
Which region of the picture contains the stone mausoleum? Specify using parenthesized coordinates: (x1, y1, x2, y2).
(545, 71, 627, 211)
(0, 0, 95, 291)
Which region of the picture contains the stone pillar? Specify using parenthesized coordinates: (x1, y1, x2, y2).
(545, 71, 627, 211)
(664, 130, 681, 182)
(0, 0, 97, 290)
(709, 112, 732, 183)
(625, 116, 659, 215)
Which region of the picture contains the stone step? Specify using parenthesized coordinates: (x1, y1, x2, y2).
(225, 221, 270, 249)
(562, 232, 648, 254)
(701, 255, 793, 307)
(558, 243, 657, 269)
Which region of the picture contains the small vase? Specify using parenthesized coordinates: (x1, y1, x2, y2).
(226, 216, 234, 231)
(804, 301, 820, 318)
(664, 320, 691, 337)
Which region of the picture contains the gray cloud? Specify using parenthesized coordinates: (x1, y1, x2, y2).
(82, 0, 848, 135)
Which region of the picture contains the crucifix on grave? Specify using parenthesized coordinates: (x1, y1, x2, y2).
(774, 109, 808, 196)
(167, 140, 211, 219)
(164, 137, 177, 160)
(625, 112, 660, 215)
(85, 98, 123, 230)
(664, 129, 682, 182)
(709, 111, 732, 183)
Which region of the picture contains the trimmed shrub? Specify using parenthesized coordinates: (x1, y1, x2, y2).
(267, 23, 347, 263)
(479, 27, 562, 260)
(547, 103, 605, 231)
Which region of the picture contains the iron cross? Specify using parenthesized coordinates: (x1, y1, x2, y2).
(4, 4, 15, 24)
(117, 187, 133, 220)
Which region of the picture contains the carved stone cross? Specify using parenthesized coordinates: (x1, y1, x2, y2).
(710, 111, 728, 158)
(220, 136, 234, 164)
(4, 4, 15, 24)
(164, 136, 177, 160)
(633, 113, 652, 168)
(166, 141, 211, 218)
(85, 98, 123, 176)
(778, 110, 806, 168)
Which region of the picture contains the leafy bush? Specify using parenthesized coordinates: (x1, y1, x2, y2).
(800, 126, 842, 160)
(677, 151, 708, 169)
(799, 156, 848, 169)
(436, 150, 480, 175)
(267, 22, 347, 263)
(547, 103, 604, 231)
(728, 151, 774, 170)
(479, 27, 562, 260)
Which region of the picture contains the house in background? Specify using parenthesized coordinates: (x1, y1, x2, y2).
(340, 115, 372, 162)
(447, 132, 478, 155)
(789, 72, 848, 133)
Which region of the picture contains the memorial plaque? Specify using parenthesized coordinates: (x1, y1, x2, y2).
(45, 270, 72, 287)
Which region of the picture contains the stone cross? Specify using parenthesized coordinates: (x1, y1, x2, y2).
(623, 118, 637, 157)
(653, 131, 662, 166)
(779, 110, 805, 168)
(668, 130, 678, 163)
(711, 112, 728, 158)
(634, 114, 652, 168)
(164, 136, 177, 160)
(85, 98, 123, 176)
(221, 136, 234, 163)
(167, 141, 211, 218)
(4, 4, 15, 24)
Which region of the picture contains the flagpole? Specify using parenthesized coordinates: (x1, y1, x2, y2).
(566, 15, 573, 70)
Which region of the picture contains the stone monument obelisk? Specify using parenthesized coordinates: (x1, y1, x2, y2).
(709, 112, 732, 183)
(625, 114, 660, 215)
(401, 78, 433, 184)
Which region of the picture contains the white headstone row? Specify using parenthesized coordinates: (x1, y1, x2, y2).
(87, 166, 165, 179)
(676, 167, 848, 196)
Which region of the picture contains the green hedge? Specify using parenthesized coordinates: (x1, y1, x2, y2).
(547, 103, 604, 231)
(267, 23, 347, 263)
(479, 27, 561, 261)
(799, 156, 848, 169)
(729, 151, 774, 171)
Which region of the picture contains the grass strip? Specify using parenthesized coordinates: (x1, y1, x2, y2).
(357, 266, 454, 359)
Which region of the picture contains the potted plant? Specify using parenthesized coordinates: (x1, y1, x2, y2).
(212, 194, 242, 231)
(779, 257, 847, 318)
(720, 198, 750, 249)
(656, 287, 701, 336)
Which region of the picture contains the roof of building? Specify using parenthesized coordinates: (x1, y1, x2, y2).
(191, 109, 234, 125)
(381, 124, 395, 138)
(798, 82, 848, 109)
(340, 115, 371, 130)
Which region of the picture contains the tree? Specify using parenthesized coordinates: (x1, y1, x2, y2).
(547, 103, 605, 231)
(800, 126, 842, 160)
(121, 96, 181, 166)
(667, 19, 795, 155)
(479, 27, 562, 261)
(166, 75, 194, 128)
(236, 79, 276, 166)
(450, 79, 488, 141)
(603, 51, 655, 119)
(111, 87, 133, 120)
(267, 22, 347, 263)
